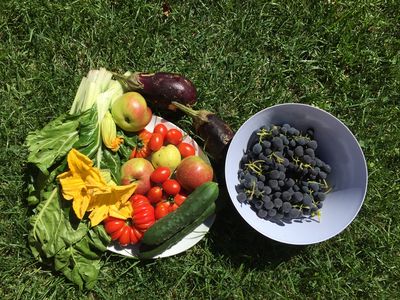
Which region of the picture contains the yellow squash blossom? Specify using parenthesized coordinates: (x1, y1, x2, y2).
(57, 148, 137, 226)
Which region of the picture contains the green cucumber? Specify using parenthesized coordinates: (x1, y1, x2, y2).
(139, 202, 216, 259)
(142, 181, 219, 246)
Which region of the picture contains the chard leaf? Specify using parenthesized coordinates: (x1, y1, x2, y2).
(26, 114, 80, 174)
(100, 148, 121, 184)
(73, 107, 101, 163)
(28, 186, 111, 289)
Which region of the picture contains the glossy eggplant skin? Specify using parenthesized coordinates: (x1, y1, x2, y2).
(114, 72, 197, 110)
(171, 101, 235, 160)
(194, 113, 235, 160)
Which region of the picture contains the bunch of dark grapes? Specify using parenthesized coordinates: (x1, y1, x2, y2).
(236, 123, 332, 223)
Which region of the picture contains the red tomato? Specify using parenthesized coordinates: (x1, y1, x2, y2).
(130, 129, 152, 158)
(155, 202, 171, 220)
(169, 202, 179, 212)
(104, 217, 138, 246)
(166, 129, 183, 145)
(149, 132, 164, 151)
(104, 217, 125, 234)
(131, 195, 155, 231)
(173, 192, 188, 206)
(150, 166, 171, 183)
(178, 142, 196, 158)
(162, 179, 181, 195)
(147, 186, 163, 204)
(118, 226, 132, 246)
(153, 123, 168, 138)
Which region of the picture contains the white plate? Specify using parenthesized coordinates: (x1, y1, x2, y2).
(107, 115, 215, 258)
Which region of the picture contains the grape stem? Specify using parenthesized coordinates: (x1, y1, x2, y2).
(244, 160, 264, 176)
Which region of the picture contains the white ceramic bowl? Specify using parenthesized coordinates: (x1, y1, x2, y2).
(225, 103, 368, 245)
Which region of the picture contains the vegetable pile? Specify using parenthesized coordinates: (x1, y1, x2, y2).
(25, 68, 225, 289)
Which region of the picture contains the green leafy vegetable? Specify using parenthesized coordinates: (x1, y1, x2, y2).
(26, 68, 125, 289)
(25, 114, 80, 175)
(28, 186, 111, 289)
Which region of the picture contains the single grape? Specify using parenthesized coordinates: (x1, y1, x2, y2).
(283, 158, 290, 167)
(315, 159, 323, 167)
(303, 194, 313, 206)
(262, 140, 271, 149)
(288, 127, 299, 135)
(307, 140, 318, 150)
(322, 163, 331, 174)
(252, 143, 262, 155)
(309, 182, 320, 192)
(278, 171, 285, 180)
(282, 201, 292, 213)
(258, 174, 266, 182)
(282, 191, 292, 201)
(278, 180, 285, 187)
(296, 138, 306, 146)
(273, 198, 283, 208)
(258, 153, 268, 161)
(254, 200, 263, 210)
(292, 191, 304, 202)
(302, 155, 312, 164)
(319, 171, 327, 180)
(257, 209, 268, 218)
(272, 136, 284, 150)
(263, 200, 274, 210)
(257, 181, 265, 190)
(268, 208, 277, 217)
(268, 179, 279, 189)
(274, 191, 282, 198)
(315, 192, 326, 201)
(262, 195, 271, 202)
(237, 192, 247, 203)
(289, 208, 301, 218)
(263, 186, 272, 195)
(271, 127, 280, 135)
(305, 148, 315, 158)
(293, 184, 300, 192)
(282, 135, 289, 145)
(294, 146, 304, 157)
(269, 170, 280, 180)
(277, 164, 286, 172)
(285, 178, 295, 187)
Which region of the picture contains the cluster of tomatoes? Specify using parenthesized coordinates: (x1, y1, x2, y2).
(104, 123, 197, 247)
(129, 124, 195, 159)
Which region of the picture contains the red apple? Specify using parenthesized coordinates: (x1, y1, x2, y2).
(175, 156, 213, 192)
(120, 158, 154, 194)
(111, 92, 152, 132)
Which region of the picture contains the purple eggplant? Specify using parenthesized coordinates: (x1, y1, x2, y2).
(113, 72, 197, 110)
(171, 101, 235, 160)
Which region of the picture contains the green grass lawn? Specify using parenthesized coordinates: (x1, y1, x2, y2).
(1, 0, 399, 298)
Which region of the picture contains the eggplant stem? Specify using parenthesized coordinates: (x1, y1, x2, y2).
(171, 101, 200, 117)
(112, 72, 142, 90)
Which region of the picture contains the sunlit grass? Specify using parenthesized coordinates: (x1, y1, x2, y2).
(1, 0, 399, 298)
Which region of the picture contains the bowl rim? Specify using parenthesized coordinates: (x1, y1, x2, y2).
(224, 103, 368, 245)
